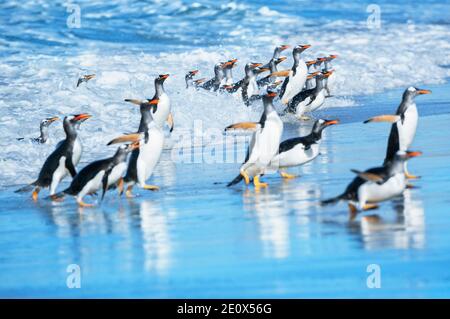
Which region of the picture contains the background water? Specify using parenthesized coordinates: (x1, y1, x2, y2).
(0, 0, 450, 298)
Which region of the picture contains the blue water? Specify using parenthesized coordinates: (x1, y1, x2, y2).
(1, 0, 450, 298)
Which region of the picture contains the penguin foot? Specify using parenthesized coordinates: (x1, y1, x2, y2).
(280, 171, 296, 179)
(143, 184, 159, 191)
(125, 185, 134, 198)
(117, 178, 124, 195)
(50, 194, 64, 202)
(32, 187, 40, 202)
(405, 172, 421, 179)
(77, 200, 94, 208)
(240, 171, 250, 185)
(348, 203, 358, 221)
(253, 176, 268, 188)
(362, 204, 379, 211)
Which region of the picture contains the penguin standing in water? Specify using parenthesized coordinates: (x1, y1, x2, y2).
(268, 119, 339, 179)
(286, 71, 333, 118)
(55, 142, 139, 207)
(199, 62, 225, 91)
(112, 98, 164, 197)
(257, 56, 287, 88)
(221, 59, 238, 86)
(273, 44, 311, 105)
(261, 44, 290, 70)
(15, 114, 91, 200)
(364, 87, 431, 178)
(17, 116, 59, 144)
(224, 62, 266, 106)
(226, 91, 283, 188)
(322, 54, 337, 96)
(185, 70, 205, 89)
(321, 150, 422, 218)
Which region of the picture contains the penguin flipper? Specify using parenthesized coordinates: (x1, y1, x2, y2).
(101, 171, 110, 201)
(65, 157, 77, 178)
(350, 169, 384, 184)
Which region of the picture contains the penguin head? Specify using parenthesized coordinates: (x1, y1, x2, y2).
(277, 44, 290, 52)
(293, 44, 311, 55)
(156, 74, 169, 84)
(313, 119, 339, 134)
(40, 116, 59, 128)
(186, 70, 198, 80)
(63, 113, 91, 135)
(395, 150, 422, 161)
(404, 87, 432, 99)
(275, 56, 287, 65)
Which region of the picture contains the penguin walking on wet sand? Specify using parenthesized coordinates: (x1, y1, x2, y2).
(113, 98, 164, 197)
(226, 91, 283, 188)
(321, 150, 422, 218)
(268, 119, 339, 179)
(54, 142, 139, 207)
(17, 116, 59, 144)
(15, 114, 91, 201)
(364, 87, 431, 178)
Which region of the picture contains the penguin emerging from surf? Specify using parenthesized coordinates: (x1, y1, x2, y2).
(268, 119, 339, 179)
(76, 74, 95, 87)
(17, 116, 59, 144)
(364, 86, 431, 179)
(321, 150, 422, 219)
(53, 142, 139, 207)
(112, 97, 164, 197)
(185, 70, 205, 89)
(15, 113, 91, 201)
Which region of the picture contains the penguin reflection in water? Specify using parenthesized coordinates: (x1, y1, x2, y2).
(15, 114, 91, 200)
(321, 150, 422, 218)
(54, 142, 139, 207)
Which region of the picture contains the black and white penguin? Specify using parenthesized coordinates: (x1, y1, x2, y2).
(304, 59, 318, 90)
(200, 62, 226, 91)
(321, 150, 422, 218)
(224, 62, 265, 106)
(15, 114, 91, 200)
(113, 98, 164, 197)
(148, 74, 173, 132)
(76, 74, 95, 87)
(221, 59, 238, 86)
(322, 54, 337, 96)
(185, 70, 205, 89)
(268, 119, 339, 178)
(261, 44, 290, 70)
(55, 142, 139, 207)
(274, 44, 311, 104)
(364, 87, 431, 178)
(17, 116, 59, 144)
(226, 91, 283, 188)
(257, 56, 287, 88)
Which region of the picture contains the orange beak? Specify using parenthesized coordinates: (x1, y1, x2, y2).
(306, 60, 317, 66)
(324, 119, 339, 126)
(406, 151, 422, 158)
(148, 98, 159, 105)
(301, 44, 311, 49)
(48, 116, 59, 123)
(324, 70, 334, 78)
(329, 54, 338, 59)
(280, 45, 290, 51)
(251, 62, 262, 68)
(417, 89, 431, 95)
(277, 56, 287, 63)
(190, 70, 199, 75)
(267, 92, 277, 98)
(159, 74, 170, 79)
(73, 113, 91, 121)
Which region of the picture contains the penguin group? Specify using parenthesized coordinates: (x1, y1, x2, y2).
(14, 44, 431, 218)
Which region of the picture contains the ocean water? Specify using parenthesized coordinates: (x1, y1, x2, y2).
(1, 0, 450, 298)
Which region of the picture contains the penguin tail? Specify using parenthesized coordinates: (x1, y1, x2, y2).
(227, 174, 243, 187)
(320, 194, 345, 206)
(15, 181, 38, 193)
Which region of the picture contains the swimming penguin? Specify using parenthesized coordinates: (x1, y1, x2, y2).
(55, 142, 139, 207)
(268, 119, 339, 178)
(200, 62, 226, 91)
(17, 116, 59, 144)
(15, 114, 91, 200)
(273, 44, 311, 104)
(185, 70, 205, 89)
(226, 91, 283, 188)
(364, 87, 431, 178)
(286, 71, 333, 118)
(221, 59, 238, 86)
(76, 74, 95, 87)
(112, 98, 164, 197)
(322, 54, 337, 96)
(321, 150, 422, 218)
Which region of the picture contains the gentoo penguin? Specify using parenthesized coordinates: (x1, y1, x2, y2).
(200, 62, 225, 91)
(321, 150, 422, 218)
(185, 70, 205, 89)
(257, 56, 287, 87)
(15, 113, 91, 200)
(304, 60, 318, 90)
(76, 74, 95, 87)
(17, 116, 59, 144)
(55, 142, 139, 207)
(274, 44, 311, 104)
(221, 59, 238, 86)
(322, 54, 337, 96)
(261, 44, 290, 69)
(268, 119, 339, 178)
(225, 62, 265, 106)
(113, 98, 164, 197)
(226, 91, 283, 188)
(147, 74, 173, 132)
(364, 87, 431, 178)
(286, 71, 333, 117)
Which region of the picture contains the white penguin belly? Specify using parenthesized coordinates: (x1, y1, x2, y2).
(78, 170, 105, 199)
(153, 93, 171, 127)
(108, 162, 127, 187)
(358, 174, 405, 205)
(274, 143, 319, 168)
(72, 137, 82, 166)
(257, 115, 283, 166)
(50, 156, 69, 195)
(282, 63, 307, 104)
(136, 127, 164, 185)
(306, 91, 325, 113)
(247, 79, 259, 97)
(397, 105, 418, 150)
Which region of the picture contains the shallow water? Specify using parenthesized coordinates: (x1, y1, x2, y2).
(1, 0, 450, 298)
